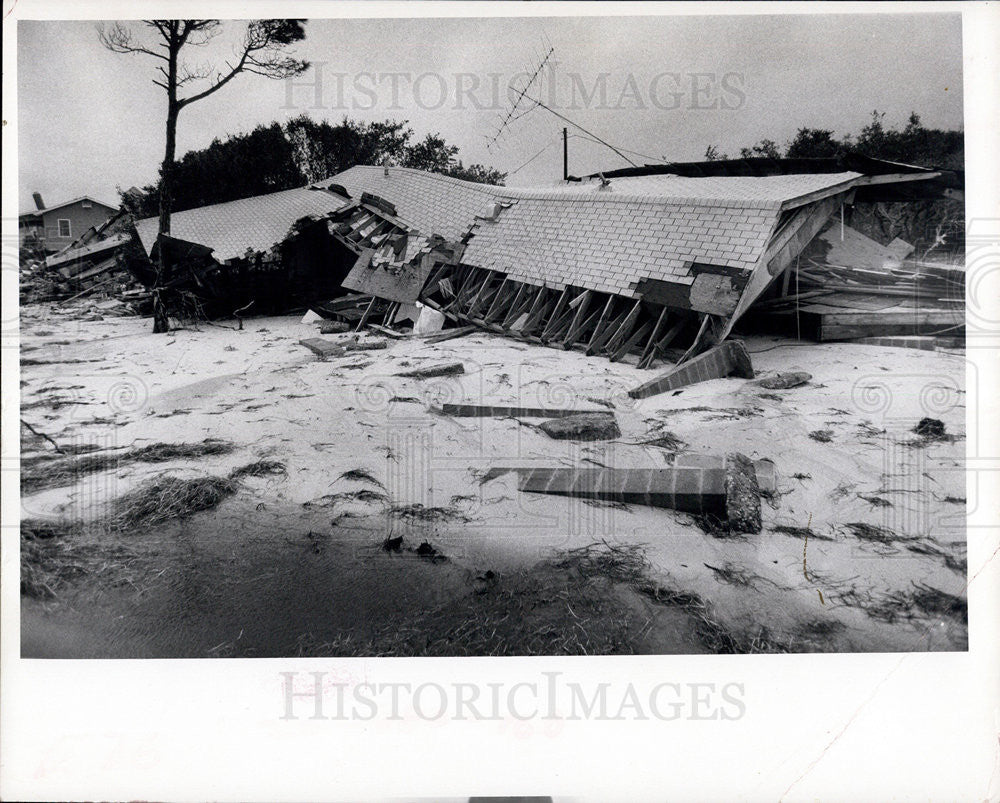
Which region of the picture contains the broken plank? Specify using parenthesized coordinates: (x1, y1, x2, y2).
(367, 324, 409, 339)
(299, 338, 346, 358)
(423, 325, 479, 344)
(395, 362, 465, 379)
(432, 403, 600, 418)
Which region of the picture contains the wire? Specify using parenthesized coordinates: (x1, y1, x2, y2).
(505, 134, 562, 178)
(568, 133, 668, 165)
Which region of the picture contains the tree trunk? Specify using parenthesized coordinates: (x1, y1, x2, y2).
(153, 36, 180, 334)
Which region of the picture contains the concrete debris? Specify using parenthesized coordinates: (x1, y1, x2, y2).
(724, 453, 762, 534)
(538, 412, 620, 441)
(756, 371, 812, 389)
(301, 309, 323, 324)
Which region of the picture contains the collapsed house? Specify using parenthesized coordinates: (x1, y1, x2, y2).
(131, 186, 352, 315)
(125, 155, 963, 377)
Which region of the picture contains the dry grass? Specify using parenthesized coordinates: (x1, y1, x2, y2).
(21, 439, 236, 494)
(228, 459, 287, 480)
(867, 582, 967, 624)
(844, 522, 902, 545)
(295, 541, 796, 657)
(21, 519, 134, 599)
(772, 524, 835, 541)
(110, 475, 239, 529)
(388, 503, 471, 523)
(336, 468, 384, 487)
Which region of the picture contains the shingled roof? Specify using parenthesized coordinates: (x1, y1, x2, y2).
(314, 165, 504, 241)
(135, 186, 349, 262)
(318, 167, 864, 298)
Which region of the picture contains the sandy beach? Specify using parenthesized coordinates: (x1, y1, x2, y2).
(19, 303, 968, 657)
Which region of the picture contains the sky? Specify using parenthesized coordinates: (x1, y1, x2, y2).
(16, 12, 963, 212)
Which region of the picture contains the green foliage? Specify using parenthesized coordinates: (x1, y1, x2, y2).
(738, 139, 781, 160)
(785, 128, 845, 158)
(285, 115, 413, 182)
(124, 115, 507, 217)
(708, 112, 964, 255)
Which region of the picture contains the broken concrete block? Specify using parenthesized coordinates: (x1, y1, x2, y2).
(319, 320, 350, 334)
(628, 340, 754, 399)
(299, 338, 346, 358)
(396, 362, 465, 379)
(539, 412, 620, 441)
(301, 309, 323, 324)
(724, 453, 762, 534)
(756, 371, 811, 389)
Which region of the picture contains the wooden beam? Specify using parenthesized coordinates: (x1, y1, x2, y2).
(586, 308, 629, 356)
(355, 296, 377, 332)
(603, 299, 643, 355)
(610, 320, 653, 362)
(637, 306, 669, 368)
(586, 296, 617, 351)
(465, 271, 499, 319)
(512, 285, 548, 333)
(501, 282, 531, 329)
(482, 277, 513, 323)
(521, 288, 557, 335)
(542, 299, 580, 344)
(560, 290, 594, 348)
(540, 287, 572, 342)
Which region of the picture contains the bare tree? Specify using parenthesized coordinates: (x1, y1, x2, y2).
(99, 19, 309, 331)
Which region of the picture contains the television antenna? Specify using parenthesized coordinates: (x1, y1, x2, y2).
(486, 38, 640, 170)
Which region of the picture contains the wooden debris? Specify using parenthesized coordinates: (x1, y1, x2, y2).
(367, 324, 408, 339)
(423, 325, 478, 344)
(432, 403, 599, 418)
(395, 362, 465, 379)
(299, 338, 346, 358)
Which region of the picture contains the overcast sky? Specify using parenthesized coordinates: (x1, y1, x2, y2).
(17, 12, 963, 212)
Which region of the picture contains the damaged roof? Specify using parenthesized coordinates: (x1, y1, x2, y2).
(134, 186, 349, 262)
(314, 165, 504, 241)
(320, 166, 868, 299)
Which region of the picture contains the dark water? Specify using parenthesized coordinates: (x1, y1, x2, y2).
(22, 502, 472, 658)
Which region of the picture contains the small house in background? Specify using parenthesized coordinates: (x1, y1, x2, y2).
(19, 192, 119, 254)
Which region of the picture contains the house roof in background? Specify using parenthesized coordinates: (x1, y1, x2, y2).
(19, 195, 118, 219)
(135, 186, 349, 262)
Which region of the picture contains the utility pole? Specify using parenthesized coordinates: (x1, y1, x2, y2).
(562, 126, 568, 181)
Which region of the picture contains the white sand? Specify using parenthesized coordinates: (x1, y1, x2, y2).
(19, 303, 968, 652)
